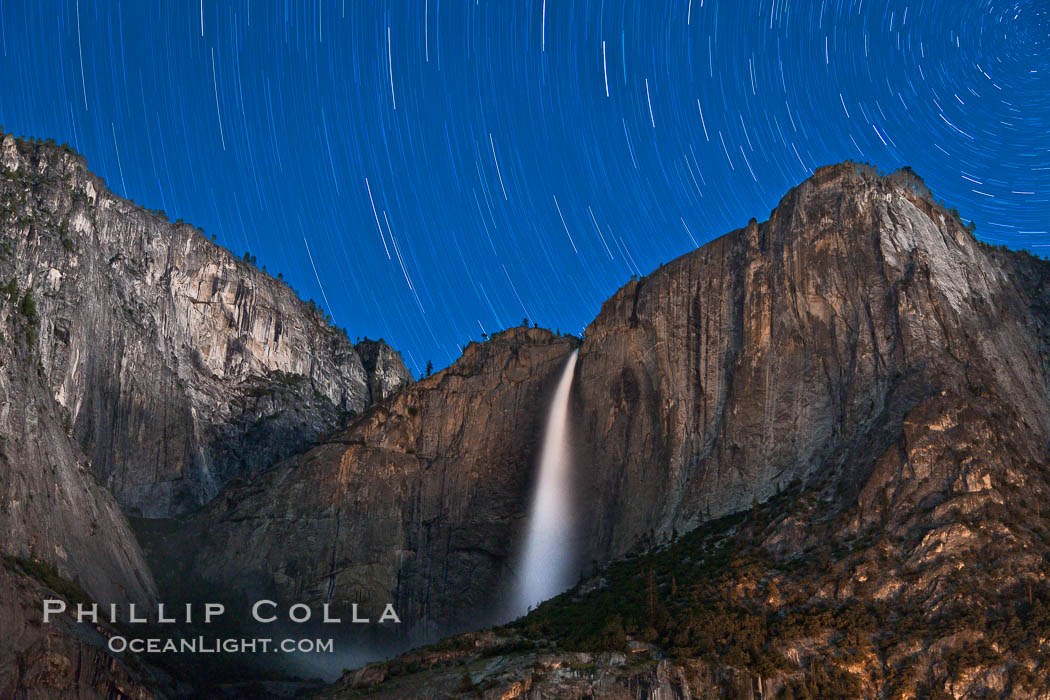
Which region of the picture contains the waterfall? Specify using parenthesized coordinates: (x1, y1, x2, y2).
(511, 349, 579, 617)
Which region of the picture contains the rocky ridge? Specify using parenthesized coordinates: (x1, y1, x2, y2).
(0, 132, 411, 697)
(0, 133, 412, 517)
(147, 327, 580, 644)
(4, 134, 1049, 697)
(325, 164, 1050, 697)
(168, 162, 1050, 656)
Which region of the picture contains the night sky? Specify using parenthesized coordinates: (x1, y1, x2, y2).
(0, 1, 1046, 373)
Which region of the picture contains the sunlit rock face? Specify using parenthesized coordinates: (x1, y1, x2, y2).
(144, 163, 1050, 681)
(0, 134, 411, 518)
(154, 327, 579, 641)
(321, 165, 1050, 698)
(572, 162, 1050, 564)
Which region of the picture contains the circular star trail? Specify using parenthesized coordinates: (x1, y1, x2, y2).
(0, 1, 1046, 372)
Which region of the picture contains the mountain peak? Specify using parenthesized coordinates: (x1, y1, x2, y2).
(306, 164, 1050, 697)
(804, 160, 928, 192)
(7, 131, 1049, 696)
(580, 160, 1049, 556)
(0, 134, 412, 516)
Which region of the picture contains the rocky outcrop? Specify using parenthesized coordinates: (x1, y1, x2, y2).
(162, 163, 1050, 696)
(151, 328, 578, 642)
(357, 338, 417, 405)
(572, 163, 1050, 565)
(327, 630, 702, 700)
(0, 134, 411, 517)
(336, 164, 1050, 697)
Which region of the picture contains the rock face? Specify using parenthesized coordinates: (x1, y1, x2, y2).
(164, 162, 1050, 689)
(572, 162, 1050, 565)
(0, 277, 159, 696)
(9, 136, 1046, 696)
(0, 134, 411, 517)
(0, 318, 156, 611)
(0, 133, 409, 696)
(334, 164, 1050, 698)
(0, 563, 163, 698)
(154, 328, 578, 641)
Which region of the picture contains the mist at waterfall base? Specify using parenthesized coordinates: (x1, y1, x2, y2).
(510, 350, 581, 619)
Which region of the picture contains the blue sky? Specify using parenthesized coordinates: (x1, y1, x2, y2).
(1, 0, 1046, 372)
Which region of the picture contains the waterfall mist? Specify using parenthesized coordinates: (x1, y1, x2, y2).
(511, 349, 579, 618)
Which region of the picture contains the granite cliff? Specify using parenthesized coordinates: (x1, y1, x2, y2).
(571, 162, 1049, 563)
(328, 165, 1050, 697)
(5, 134, 1049, 697)
(147, 327, 579, 643)
(161, 163, 1050, 698)
(0, 310, 161, 697)
(0, 133, 411, 518)
(0, 133, 410, 696)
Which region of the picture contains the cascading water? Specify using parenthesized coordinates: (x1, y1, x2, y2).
(511, 349, 579, 617)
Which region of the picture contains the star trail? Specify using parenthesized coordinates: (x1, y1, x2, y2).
(0, 1, 1047, 373)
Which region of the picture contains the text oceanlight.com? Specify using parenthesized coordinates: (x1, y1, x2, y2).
(108, 637, 335, 654)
